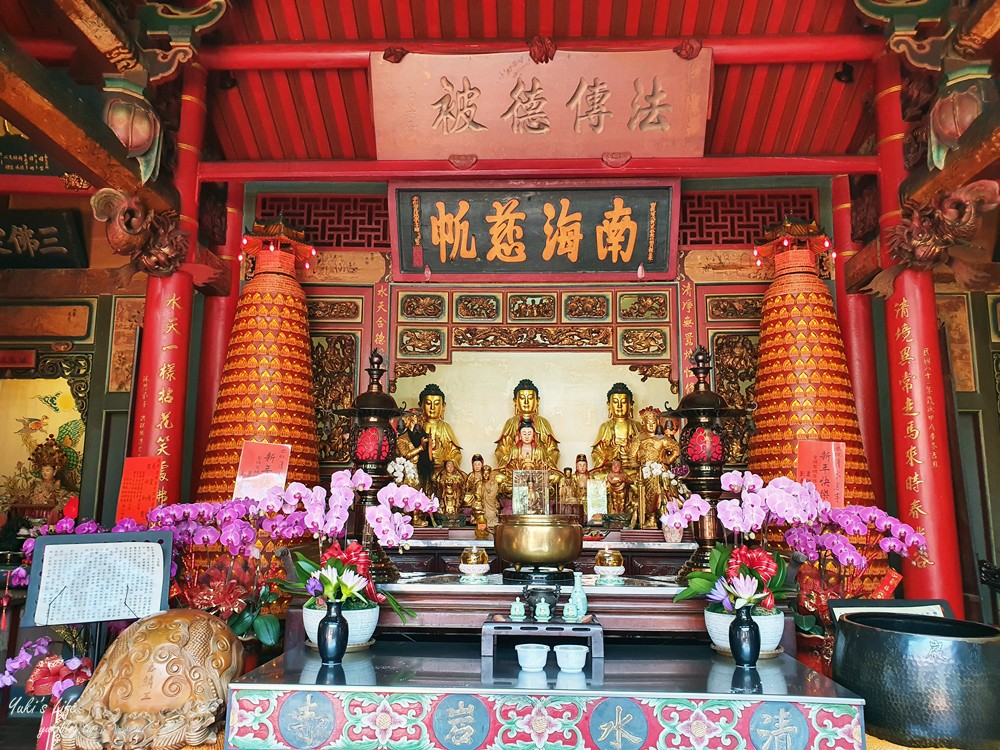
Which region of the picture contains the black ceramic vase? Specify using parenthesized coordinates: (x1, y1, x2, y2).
(729, 606, 760, 668)
(317, 600, 349, 665)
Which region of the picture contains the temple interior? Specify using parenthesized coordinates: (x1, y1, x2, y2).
(0, 1, 999, 749)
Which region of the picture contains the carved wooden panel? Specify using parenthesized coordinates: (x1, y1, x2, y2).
(452, 326, 611, 349)
(618, 292, 670, 320)
(679, 190, 820, 247)
(311, 332, 358, 466)
(399, 293, 447, 321)
(306, 298, 363, 322)
(398, 327, 446, 358)
(563, 293, 610, 321)
(508, 294, 556, 322)
(619, 328, 668, 357)
(711, 331, 759, 465)
(705, 295, 764, 322)
(454, 293, 501, 321)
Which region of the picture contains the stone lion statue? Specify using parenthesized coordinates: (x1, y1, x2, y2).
(55, 609, 243, 750)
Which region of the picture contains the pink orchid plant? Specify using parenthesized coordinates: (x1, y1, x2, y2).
(664, 470, 929, 625)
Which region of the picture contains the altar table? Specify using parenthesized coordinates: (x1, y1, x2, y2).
(225, 641, 864, 750)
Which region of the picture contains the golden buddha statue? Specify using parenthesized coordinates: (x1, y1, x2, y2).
(605, 457, 634, 517)
(631, 407, 682, 528)
(414, 383, 462, 494)
(495, 379, 560, 471)
(590, 382, 643, 477)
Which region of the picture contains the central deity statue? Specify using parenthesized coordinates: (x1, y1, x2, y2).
(495, 379, 560, 471)
(590, 382, 643, 477)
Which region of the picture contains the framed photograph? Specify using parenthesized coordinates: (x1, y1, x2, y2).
(828, 598, 954, 626)
(511, 470, 549, 515)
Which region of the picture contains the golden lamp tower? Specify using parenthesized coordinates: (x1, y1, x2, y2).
(747, 217, 876, 504)
(196, 216, 320, 503)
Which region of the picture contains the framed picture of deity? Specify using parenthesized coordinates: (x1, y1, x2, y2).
(511, 470, 550, 515)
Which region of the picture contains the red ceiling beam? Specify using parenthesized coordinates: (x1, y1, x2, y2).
(197, 34, 885, 71)
(198, 155, 879, 183)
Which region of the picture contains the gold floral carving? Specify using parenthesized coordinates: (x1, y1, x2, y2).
(712, 333, 759, 464)
(389, 362, 438, 393)
(621, 328, 667, 355)
(455, 295, 499, 320)
(628, 363, 680, 393)
(54, 610, 242, 750)
(619, 293, 669, 319)
(399, 329, 444, 355)
(565, 295, 609, 319)
(312, 333, 356, 464)
(307, 300, 360, 320)
(453, 326, 610, 349)
(401, 294, 444, 318)
(509, 295, 556, 319)
(707, 297, 764, 320)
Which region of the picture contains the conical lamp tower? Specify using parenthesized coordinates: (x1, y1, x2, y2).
(196, 216, 320, 503)
(747, 217, 875, 504)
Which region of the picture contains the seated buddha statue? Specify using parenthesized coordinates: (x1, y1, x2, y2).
(495, 418, 562, 496)
(495, 379, 560, 472)
(590, 382, 643, 478)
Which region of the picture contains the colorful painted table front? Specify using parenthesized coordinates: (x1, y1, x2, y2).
(227, 641, 863, 750)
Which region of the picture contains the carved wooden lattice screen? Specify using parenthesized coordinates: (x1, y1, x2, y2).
(678, 190, 820, 247)
(255, 194, 392, 248)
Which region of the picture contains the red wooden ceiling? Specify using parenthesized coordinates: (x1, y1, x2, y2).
(4, 0, 878, 165)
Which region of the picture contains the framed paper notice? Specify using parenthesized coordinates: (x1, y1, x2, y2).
(22, 532, 172, 627)
(586, 479, 608, 523)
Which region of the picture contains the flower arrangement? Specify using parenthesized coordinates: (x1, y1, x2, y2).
(640, 461, 692, 498)
(677, 543, 795, 615)
(387, 457, 419, 487)
(8, 468, 437, 645)
(664, 470, 928, 626)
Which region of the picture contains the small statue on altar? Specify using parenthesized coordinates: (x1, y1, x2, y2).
(434, 459, 467, 517)
(497, 417, 561, 487)
(632, 407, 682, 529)
(495, 379, 560, 471)
(605, 458, 634, 516)
(590, 382, 643, 478)
(464, 454, 501, 528)
(415, 383, 462, 494)
(13, 435, 75, 522)
(557, 454, 590, 523)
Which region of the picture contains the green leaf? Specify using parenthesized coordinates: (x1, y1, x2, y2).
(708, 544, 732, 578)
(228, 608, 254, 637)
(771, 551, 787, 589)
(792, 612, 823, 636)
(252, 614, 281, 646)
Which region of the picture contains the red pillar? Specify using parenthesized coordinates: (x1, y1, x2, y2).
(832, 175, 887, 509)
(875, 53, 964, 616)
(130, 63, 207, 503)
(191, 184, 243, 493)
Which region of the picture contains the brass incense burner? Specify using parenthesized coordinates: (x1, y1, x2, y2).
(494, 514, 583, 571)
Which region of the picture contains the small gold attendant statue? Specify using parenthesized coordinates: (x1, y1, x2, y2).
(556, 454, 590, 523)
(591, 382, 643, 478)
(632, 407, 682, 529)
(434, 458, 467, 517)
(605, 458, 634, 517)
(464, 454, 500, 528)
(495, 379, 560, 471)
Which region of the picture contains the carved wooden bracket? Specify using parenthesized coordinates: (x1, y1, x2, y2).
(672, 39, 703, 60)
(91, 187, 186, 277)
(528, 36, 556, 64)
(862, 179, 1000, 297)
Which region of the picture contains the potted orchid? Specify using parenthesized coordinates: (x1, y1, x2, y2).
(663, 470, 928, 652)
(272, 472, 438, 648)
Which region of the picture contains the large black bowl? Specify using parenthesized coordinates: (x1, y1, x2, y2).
(832, 611, 1000, 749)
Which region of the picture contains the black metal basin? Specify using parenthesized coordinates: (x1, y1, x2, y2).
(832, 611, 1000, 749)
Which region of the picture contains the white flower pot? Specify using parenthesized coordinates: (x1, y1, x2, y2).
(704, 608, 785, 652)
(303, 604, 380, 649)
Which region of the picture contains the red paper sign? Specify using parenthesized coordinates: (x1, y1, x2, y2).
(796, 440, 846, 508)
(232, 441, 291, 501)
(0, 348, 36, 368)
(116, 457, 163, 521)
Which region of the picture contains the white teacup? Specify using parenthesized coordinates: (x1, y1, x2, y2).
(554, 644, 589, 673)
(515, 643, 550, 672)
